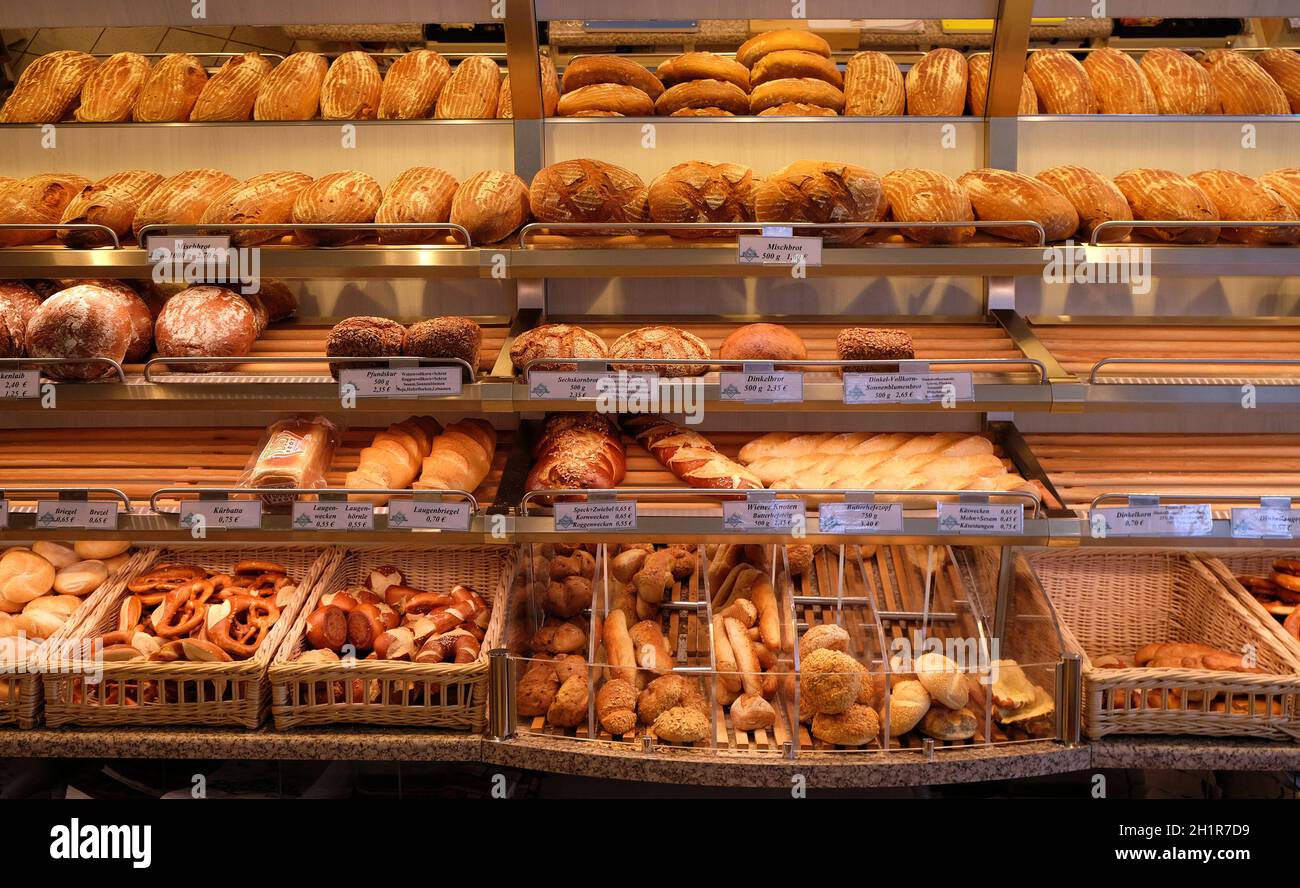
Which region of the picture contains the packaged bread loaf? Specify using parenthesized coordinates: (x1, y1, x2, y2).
(0, 173, 91, 247)
(1256, 48, 1300, 113)
(243, 416, 340, 504)
(749, 78, 843, 114)
(1259, 169, 1300, 219)
(905, 48, 967, 117)
(190, 51, 272, 121)
(497, 54, 559, 118)
(379, 49, 451, 119)
(1035, 164, 1132, 241)
(254, 51, 328, 120)
(131, 168, 238, 240)
(449, 169, 530, 245)
(435, 56, 501, 119)
(75, 52, 150, 122)
(658, 52, 750, 93)
(74, 278, 153, 363)
(0, 50, 97, 123)
(844, 51, 905, 116)
(752, 50, 841, 89)
(0, 282, 41, 359)
(558, 83, 653, 117)
(560, 55, 663, 100)
(154, 285, 259, 372)
(958, 168, 1079, 243)
(1081, 48, 1155, 114)
(756, 103, 835, 116)
(654, 80, 749, 116)
(736, 29, 831, 69)
(967, 51, 1036, 115)
(753, 160, 884, 243)
(24, 284, 132, 380)
(1139, 47, 1214, 115)
(529, 159, 648, 232)
(647, 161, 756, 237)
(1201, 49, 1289, 116)
(290, 171, 382, 246)
(881, 169, 975, 244)
(1026, 49, 1097, 114)
(199, 171, 314, 246)
(376, 166, 460, 244)
(320, 51, 382, 120)
(1112, 168, 1219, 243)
(1188, 169, 1299, 245)
(133, 52, 207, 121)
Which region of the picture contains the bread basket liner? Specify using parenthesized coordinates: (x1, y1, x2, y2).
(1029, 549, 1300, 741)
(270, 545, 514, 731)
(41, 545, 341, 729)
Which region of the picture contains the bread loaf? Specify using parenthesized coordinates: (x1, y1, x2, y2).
(905, 49, 967, 117)
(510, 323, 608, 373)
(558, 83, 653, 116)
(132, 53, 207, 122)
(404, 316, 482, 372)
(1112, 168, 1220, 244)
(1139, 47, 1213, 115)
(654, 79, 749, 116)
(753, 160, 884, 244)
(24, 284, 132, 380)
(0, 173, 91, 247)
(609, 326, 711, 377)
(325, 316, 405, 377)
(736, 29, 831, 69)
(1188, 169, 1298, 244)
(199, 171, 313, 246)
(0, 50, 97, 122)
(756, 103, 835, 116)
(1259, 169, 1300, 221)
(73, 278, 152, 362)
(435, 57, 501, 119)
(1202, 50, 1289, 115)
(647, 161, 755, 237)
(1035, 164, 1132, 241)
(245, 279, 296, 322)
(290, 171, 382, 246)
(254, 51, 328, 120)
(1026, 49, 1097, 114)
(529, 159, 648, 230)
(719, 323, 807, 363)
(75, 52, 150, 122)
(749, 78, 843, 114)
(752, 50, 842, 89)
(673, 107, 736, 116)
(414, 419, 497, 496)
(1257, 48, 1300, 113)
(379, 49, 450, 119)
(131, 169, 238, 240)
(560, 55, 663, 100)
(320, 51, 381, 120)
(189, 51, 271, 121)
(843, 51, 904, 116)
(449, 169, 530, 245)
(658, 52, 750, 93)
(624, 416, 760, 492)
(154, 285, 258, 372)
(376, 166, 459, 244)
(0, 282, 41, 359)
(957, 168, 1079, 243)
(497, 54, 559, 118)
(1082, 48, 1155, 114)
(880, 169, 975, 244)
(967, 51, 1037, 115)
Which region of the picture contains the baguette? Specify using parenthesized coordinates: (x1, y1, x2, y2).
(880, 168, 975, 244)
(1256, 48, 1300, 114)
(58, 170, 164, 248)
(1082, 48, 1156, 114)
(320, 51, 381, 120)
(1026, 49, 1097, 114)
(132, 53, 207, 122)
(76, 52, 150, 122)
(958, 168, 1079, 243)
(190, 51, 272, 121)
(602, 610, 639, 686)
(724, 616, 763, 696)
(905, 48, 967, 117)
(1138, 47, 1213, 115)
(254, 51, 327, 120)
(966, 51, 1036, 115)
(0, 173, 91, 247)
(199, 171, 313, 246)
(712, 615, 742, 693)
(1035, 164, 1132, 241)
(1202, 49, 1289, 116)
(1188, 169, 1299, 245)
(1112, 168, 1220, 244)
(748, 572, 781, 651)
(379, 49, 451, 119)
(0, 50, 97, 122)
(843, 51, 905, 116)
(435, 57, 501, 119)
(629, 620, 673, 674)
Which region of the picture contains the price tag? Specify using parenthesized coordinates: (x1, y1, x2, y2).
(737, 234, 823, 266)
(818, 502, 903, 534)
(387, 500, 473, 532)
(292, 501, 374, 532)
(145, 234, 231, 258)
(719, 370, 804, 403)
(554, 500, 637, 532)
(0, 501, 7, 529)
(180, 500, 262, 530)
(527, 371, 656, 401)
(722, 499, 805, 534)
(1230, 507, 1298, 540)
(843, 371, 974, 405)
(339, 366, 462, 399)
(0, 370, 39, 400)
(936, 502, 1023, 535)
(34, 500, 118, 530)
(1092, 504, 1213, 537)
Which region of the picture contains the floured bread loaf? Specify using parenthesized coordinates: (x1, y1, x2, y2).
(967, 52, 1037, 115)
(1139, 48, 1213, 115)
(254, 52, 328, 120)
(320, 51, 382, 120)
(290, 171, 382, 246)
(1026, 49, 1097, 114)
(528, 159, 648, 232)
(609, 325, 711, 377)
(190, 51, 272, 121)
(76, 52, 150, 122)
(199, 171, 314, 246)
(1201, 49, 1289, 115)
(449, 169, 531, 245)
(132, 53, 207, 121)
(24, 284, 132, 380)
(497, 54, 559, 117)
(1188, 169, 1298, 244)
(59, 170, 164, 248)
(754, 160, 883, 243)
(1112, 168, 1220, 243)
(647, 161, 756, 237)
(1035, 164, 1132, 241)
(131, 168, 238, 240)
(376, 166, 460, 244)
(905, 48, 967, 117)
(844, 51, 905, 116)
(379, 49, 451, 119)
(1082, 48, 1156, 114)
(958, 168, 1079, 243)
(1256, 48, 1300, 113)
(0, 50, 98, 122)
(0, 173, 92, 247)
(1259, 169, 1300, 220)
(435, 56, 501, 119)
(881, 169, 975, 244)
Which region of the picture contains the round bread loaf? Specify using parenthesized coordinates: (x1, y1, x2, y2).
(254, 51, 327, 120)
(1189, 169, 1299, 245)
(757, 102, 837, 117)
(0, 174, 92, 247)
(1111, 168, 1220, 244)
(657, 52, 750, 92)
(881, 168, 976, 244)
(191, 51, 272, 121)
(753, 160, 884, 244)
(812, 704, 880, 746)
(736, 29, 831, 69)
(0, 281, 41, 358)
(529, 159, 648, 231)
(131, 168, 238, 240)
(320, 51, 381, 120)
(1202, 49, 1289, 116)
(609, 325, 711, 377)
(670, 107, 734, 116)
(1026, 49, 1097, 114)
(647, 161, 756, 237)
(749, 78, 844, 114)
(557, 83, 653, 117)
(403, 316, 483, 373)
(844, 51, 906, 116)
(719, 323, 807, 364)
(509, 323, 608, 373)
(24, 284, 132, 380)
(1082, 48, 1156, 114)
(325, 316, 406, 378)
(752, 50, 842, 89)
(906, 48, 968, 117)
(654, 79, 749, 116)
(957, 168, 1080, 243)
(434, 56, 501, 119)
(379, 49, 451, 119)
(291, 171, 382, 246)
(154, 285, 258, 373)
(199, 171, 314, 246)
(967, 51, 1037, 115)
(1035, 164, 1132, 242)
(132, 52, 207, 122)
(376, 166, 459, 244)
(1257, 48, 1300, 114)
(58, 170, 164, 248)
(75, 279, 153, 363)
(560, 55, 663, 100)
(1139, 48, 1214, 115)
(449, 169, 530, 245)
(244, 279, 295, 322)
(76, 51, 151, 122)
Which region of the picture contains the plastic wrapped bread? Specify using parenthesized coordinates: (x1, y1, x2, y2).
(378, 49, 451, 119)
(59, 170, 164, 248)
(132, 53, 208, 122)
(190, 51, 272, 121)
(320, 51, 382, 120)
(243, 416, 341, 506)
(435, 56, 501, 119)
(0, 50, 98, 122)
(0, 173, 92, 247)
(254, 52, 328, 120)
(76, 52, 151, 122)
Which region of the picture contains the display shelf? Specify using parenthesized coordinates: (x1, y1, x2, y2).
(0, 1, 496, 27)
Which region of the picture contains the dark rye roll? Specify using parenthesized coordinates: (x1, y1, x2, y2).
(403, 316, 483, 374)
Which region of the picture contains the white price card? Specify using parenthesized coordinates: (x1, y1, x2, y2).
(818, 502, 904, 534)
(843, 372, 974, 405)
(292, 501, 374, 532)
(1230, 507, 1299, 540)
(387, 500, 473, 531)
(527, 371, 657, 401)
(719, 370, 804, 403)
(180, 500, 262, 530)
(737, 234, 823, 266)
(554, 500, 637, 532)
(145, 234, 231, 258)
(35, 500, 118, 530)
(339, 366, 462, 399)
(723, 499, 805, 533)
(936, 502, 1024, 535)
(1091, 504, 1213, 537)
(0, 370, 39, 400)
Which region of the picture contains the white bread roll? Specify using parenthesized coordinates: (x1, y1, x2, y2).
(73, 540, 131, 560)
(53, 560, 108, 596)
(0, 549, 56, 605)
(913, 652, 969, 709)
(32, 542, 79, 570)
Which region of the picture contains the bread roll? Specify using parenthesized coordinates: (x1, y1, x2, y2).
(155, 285, 259, 372)
(254, 51, 328, 120)
(74, 540, 130, 561)
(736, 29, 831, 69)
(0, 173, 91, 247)
(719, 323, 807, 363)
(844, 51, 905, 116)
(756, 103, 836, 117)
(1257, 48, 1300, 114)
(1026, 49, 1097, 114)
(905, 48, 967, 117)
(290, 171, 382, 246)
(658, 52, 749, 92)
(509, 323, 608, 373)
(376, 166, 459, 243)
(198, 171, 313, 246)
(76, 278, 153, 362)
(0, 282, 40, 359)
(1188, 169, 1299, 245)
(881, 168, 975, 244)
(131, 168, 238, 240)
(320, 51, 381, 120)
(1082, 48, 1156, 114)
(0, 549, 56, 605)
(53, 559, 107, 596)
(58, 170, 162, 248)
(449, 169, 530, 245)
(1139, 47, 1213, 115)
(752, 50, 842, 89)
(749, 78, 843, 114)
(967, 52, 1037, 115)
(132, 52, 207, 121)
(76, 52, 150, 122)
(558, 83, 653, 117)
(654, 79, 749, 116)
(560, 55, 663, 100)
(24, 284, 132, 380)
(435, 56, 500, 119)
(0, 50, 97, 122)
(528, 159, 648, 229)
(1259, 169, 1300, 220)
(958, 168, 1079, 243)
(753, 160, 884, 244)
(379, 49, 451, 119)
(497, 54, 559, 118)
(1035, 164, 1132, 241)
(1202, 50, 1290, 116)
(189, 51, 271, 121)
(609, 325, 711, 377)
(647, 161, 756, 237)
(1112, 168, 1220, 244)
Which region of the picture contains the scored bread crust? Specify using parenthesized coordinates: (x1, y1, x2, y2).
(751, 50, 842, 89)
(844, 51, 905, 116)
(1202, 49, 1289, 116)
(320, 51, 382, 120)
(375, 166, 460, 244)
(1188, 169, 1299, 245)
(753, 160, 884, 244)
(497, 54, 559, 118)
(647, 161, 756, 237)
(881, 168, 975, 244)
(654, 79, 750, 116)
(199, 171, 314, 246)
(190, 51, 272, 121)
(435, 56, 501, 119)
(673, 107, 735, 116)
(76, 52, 150, 122)
(905, 48, 968, 117)
(609, 325, 712, 377)
(1112, 168, 1220, 244)
(967, 52, 1037, 115)
(290, 171, 383, 246)
(557, 83, 654, 117)
(957, 168, 1079, 243)
(1081, 48, 1156, 114)
(749, 78, 844, 114)
(1138, 47, 1213, 115)
(254, 52, 328, 120)
(132, 53, 207, 122)
(0, 174, 92, 247)
(0, 50, 98, 123)
(59, 170, 164, 248)
(1258, 169, 1300, 222)
(1256, 48, 1300, 114)
(529, 159, 648, 231)
(449, 169, 531, 245)
(1026, 49, 1098, 114)
(657, 52, 751, 93)
(510, 323, 609, 373)
(131, 168, 238, 240)
(379, 49, 451, 119)
(1035, 164, 1132, 242)
(560, 55, 664, 100)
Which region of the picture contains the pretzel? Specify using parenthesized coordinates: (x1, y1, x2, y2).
(129, 564, 205, 593)
(152, 583, 212, 638)
(208, 595, 279, 659)
(234, 560, 288, 576)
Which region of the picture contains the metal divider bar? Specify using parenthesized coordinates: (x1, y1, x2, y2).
(147, 487, 480, 515)
(141, 354, 475, 383)
(136, 222, 474, 247)
(0, 356, 126, 383)
(1089, 357, 1300, 384)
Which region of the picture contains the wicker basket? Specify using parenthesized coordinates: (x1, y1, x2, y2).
(42, 546, 339, 729)
(1199, 550, 1300, 660)
(1030, 550, 1300, 740)
(270, 545, 514, 731)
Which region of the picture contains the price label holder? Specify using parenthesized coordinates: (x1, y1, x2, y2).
(818, 493, 903, 535)
(843, 362, 975, 405)
(1091, 495, 1213, 538)
(528, 360, 657, 402)
(936, 494, 1024, 536)
(180, 492, 263, 531)
(722, 491, 806, 534)
(0, 369, 39, 400)
(737, 226, 823, 267)
(719, 362, 804, 404)
(145, 234, 233, 285)
(387, 495, 474, 532)
(34, 492, 119, 531)
(1231, 496, 1297, 540)
(554, 494, 637, 532)
(292, 494, 374, 532)
(339, 360, 463, 399)
(0, 495, 7, 530)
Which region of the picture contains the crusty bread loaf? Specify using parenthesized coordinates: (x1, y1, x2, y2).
(749, 78, 844, 114)
(736, 29, 831, 69)
(254, 51, 328, 120)
(966, 51, 1037, 115)
(290, 171, 382, 246)
(1035, 164, 1132, 242)
(0, 281, 40, 359)
(24, 284, 133, 379)
(510, 323, 609, 373)
(1112, 168, 1220, 244)
(449, 169, 530, 245)
(131, 169, 237, 240)
(1188, 169, 1298, 245)
(1082, 48, 1156, 114)
(132, 53, 207, 122)
(1202, 50, 1289, 116)
(754, 160, 884, 244)
(751, 50, 842, 89)
(609, 325, 711, 377)
(320, 51, 382, 120)
(1026, 49, 1097, 114)
(756, 103, 835, 117)
(199, 171, 313, 246)
(435, 56, 501, 119)
(844, 51, 905, 116)
(1259, 169, 1300, 221)
(905, 49, 967, 117)
(1139, 47, 1213, 115)
(0, 174, 91, 247)
(75, 278, 153, 362)
(0, 50, 97, 122)
(647, 161, 756, 237)
(154, 285, 258, 373)
(498, 53, 559, 118)
(654, 79, 749, 116)
(558, 83, 654, 116)
(561, 55, 664, 100)
(720, 323, 807, 363)
(957, 168, 1079, 243)
(379, 49, 450, 119)
(881, 169, 975, 244)
(1257, 48, 1300, 114)
(76, 52, 150, 122)
(188, 51, 270, 121)
(58, 170, 163, 248)
(658, 52, 750, 93)
(529, 159, 648, 230)
(376, 166, 460, 244)
(673, 107, 736, 116)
